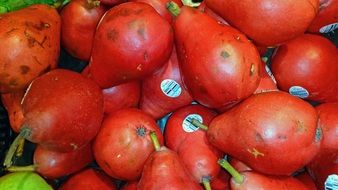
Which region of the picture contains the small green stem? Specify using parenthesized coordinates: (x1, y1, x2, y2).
(218, 159, 244, 184)
(181, 0, 201, 7)
(15, 138, 26, 157)
(190, 118, 208, 131)
(166, 1, 181, 17)
(3, 127, 30, 168)
(202, 177, 212, 190)
(150, 131, 161, 151)
(7, 165, 37, 172)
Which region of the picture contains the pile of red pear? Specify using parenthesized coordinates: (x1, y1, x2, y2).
(0, 0, 337, 189)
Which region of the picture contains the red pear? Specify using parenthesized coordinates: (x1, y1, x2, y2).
(205, 0, 319, 46)
(171, 4, 261, 109)
(164, 104, 217, 151)
(140, 47, 193, 120)
(138, 132, 202, 190)
(89, 2, 174, 88)
(295, 171, 317, 190)
(177, 133, 223, 187)
(307, 150, 338, 190)
(20, 69, 103, 152)
(219, 159, 308, 190)
(308, 0, 338, 33)
(208, 91, 321, 175)
(2, 69, 103, 169)
(102, 81, 141, 115)
(93, 108, 163, 180)
(307, 102, 338, 190)
(1, 91, 25, 133)
(0, 4, 60, 93)
(210, 168, 230, 190)
(8, 143, 93, 179)
(271, 34, 338, 103)
(60, 168, 117, 190)
(60, 0, 107, 61)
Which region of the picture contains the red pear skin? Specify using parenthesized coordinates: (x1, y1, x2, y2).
(0, 4, 60, 93)
(100, 0, 126, 6)
(130, 0, 183, 23)
(1, 91, 25, 133)
(208, 91, 321, 175)
(315, 102, 338, 150)
(229, 157, 252, 172)
(82, 65, 141, 115)
(164, 104, 217, 151)
(308, 0, 338, 33)
(197, 1, 229, 25)
(120, 181, 138, 190)
(271, 34, 338, 103)
(295, 171, 317, 190)
(230, 172, 308, 190)
(93, 108, 163, 180)
(173, 6, 261, 109)
(210, 169, 230, 190)
(34, 143, 93, 179)
(60, 0, 107, 61)
(21, 69, 104, 152)
(254, 61, 278, 94)
(60, 168, 117, 190)
(205, 0, 319, 46)
(307, 102, 338, 190)
(137, 146, 203, 190)
(177, 132, 223, 183)
(102, 81, 141, 115)
(89, 2, 174, 88)
(140, 47, 193, 120)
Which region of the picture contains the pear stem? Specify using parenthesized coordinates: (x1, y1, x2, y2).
(3, 127, 30, 168)
(150, 131, 161, 151)
(166, 1, 181, 17)
(218, 158, 244, 184)
(190, 118, 208, 131)
(15, 138, 26, 157)
(202, 177, 212, 190)
(7, 165, 37, 172)
(181, 0, 201, 7)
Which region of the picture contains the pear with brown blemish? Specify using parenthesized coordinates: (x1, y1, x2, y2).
(206, 91, 321, 176)
(168, 2, 261, 110)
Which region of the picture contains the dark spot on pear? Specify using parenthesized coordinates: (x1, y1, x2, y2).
(137, 27, 146, 39)
(221, 51, 230, 59)
(143, 51, 149, 61)
(107, 29, 119, 41)
(20, 65, 30, 74)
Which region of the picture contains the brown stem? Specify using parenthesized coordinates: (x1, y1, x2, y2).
(150, 131, 161, 151)
(86, 0, 100, 9)
(3, 127, 30, 168)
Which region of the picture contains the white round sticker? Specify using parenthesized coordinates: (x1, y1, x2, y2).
(160, 79, 182, 98)
(265, 65, 277, 84)
(182, 114, 203, 133)
(289, 86, 309, 99)
(320, 22, 338, 33)
(325, 174, 338, 190)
